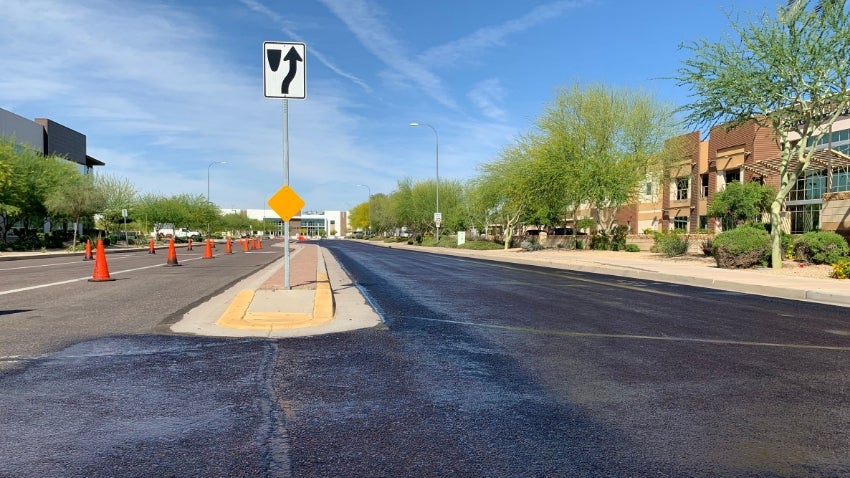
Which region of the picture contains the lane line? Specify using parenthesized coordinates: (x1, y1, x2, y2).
(0, 256, 206, 296)
(406, 316, 850, 352)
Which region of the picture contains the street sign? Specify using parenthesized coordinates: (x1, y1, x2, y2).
(434, 212, 442, 227)
(263, 42, 306, 99)
(268, 185, 305, 221)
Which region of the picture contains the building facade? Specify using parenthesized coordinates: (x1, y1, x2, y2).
(617, 117, 850, 239)
(220, 208, 349, 238)
(0, 107, 105, 173)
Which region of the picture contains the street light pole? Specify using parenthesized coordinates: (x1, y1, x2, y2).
(207, 161, 227, 236)
(356, 184, 371, 235)
(409, 122, 440, 240)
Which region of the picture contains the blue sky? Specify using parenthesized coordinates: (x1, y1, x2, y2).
(0, 0, 780, 214)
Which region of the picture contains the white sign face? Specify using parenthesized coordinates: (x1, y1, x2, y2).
(263, 42, 306, 99)
(434, 212, 442, 223)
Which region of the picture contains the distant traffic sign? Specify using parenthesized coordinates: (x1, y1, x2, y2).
(263, 42, 306, 99)
(268, 185, 305, 221)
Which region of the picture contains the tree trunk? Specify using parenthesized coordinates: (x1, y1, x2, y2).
(769, 198, 783, 269)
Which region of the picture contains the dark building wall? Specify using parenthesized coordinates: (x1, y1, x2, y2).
(0, 108, 44, 151)
(35, 118, 87, 165)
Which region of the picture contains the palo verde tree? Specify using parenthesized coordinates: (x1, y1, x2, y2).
(0, 138, 80, 242)
(677, 0, 850, 268)
(539, 84, 679, 234)
(44, 173, 104, 250)
(93, 173, 137, 235)
(471, 140, 539, 249)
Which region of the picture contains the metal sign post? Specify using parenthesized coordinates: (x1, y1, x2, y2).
(264, 41, 306, 290)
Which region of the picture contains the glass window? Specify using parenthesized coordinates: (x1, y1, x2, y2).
(673, 216, 688, 230)
(676, 177, 689, 200)
(788, 204, 820, 233)
(725, 169, 740, 184)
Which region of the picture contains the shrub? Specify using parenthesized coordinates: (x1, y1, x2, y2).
(520, 238, 544, 251)
(653, 231, 690, 257)
(712, 226, 770, 268)
(832, 259, 850, 279)
(793, 231, 850, 264)
(624, 243, 640, 252)
(700, 237, 713, 256)
(611, 224, 629, 250)
(590, 233, 610, 250)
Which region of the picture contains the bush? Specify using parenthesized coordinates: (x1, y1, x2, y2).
(624, 243, 640, 252)
(520, 238, 544, 251)
(832, 259, 850, 279)
(653, 231, 690, 257)
(712, 226, 770, 268)
(590, 233, 610, 250)
(700, 237, 713, 256)
(611, 225, 629, 250)
(793, 231, 850, 264)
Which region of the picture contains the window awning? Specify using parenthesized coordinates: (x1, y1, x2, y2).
(741, 149, 850, 177)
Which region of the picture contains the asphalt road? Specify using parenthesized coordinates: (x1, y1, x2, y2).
(1, 240, 849, 477)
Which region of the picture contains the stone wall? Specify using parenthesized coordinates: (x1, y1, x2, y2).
(821, 191, 850, 242)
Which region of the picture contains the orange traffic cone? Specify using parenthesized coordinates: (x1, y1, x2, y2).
(89, 239, 114, 282)
(243, 237, 250, 252)
(148, 238, 156, 254)
(257, 238, 263, 250)
(83, 239, 94, 261)
(186, 238, 193, 251)
(166, 238, 181, 266)
(203, 238, 214, 259)
(225, 237, 233, 254)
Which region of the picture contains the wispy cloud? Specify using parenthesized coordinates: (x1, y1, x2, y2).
(468, 79, 508, 121)
(239, 0, 373, 93)
(419, 0, 588, 67)
(317, 0, 457, 109)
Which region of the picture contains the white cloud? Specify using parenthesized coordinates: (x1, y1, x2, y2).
(317, 0, 457, 109)
(468, 79, 508, 122)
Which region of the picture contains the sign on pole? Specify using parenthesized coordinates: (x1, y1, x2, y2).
(263, 42, 306, 99)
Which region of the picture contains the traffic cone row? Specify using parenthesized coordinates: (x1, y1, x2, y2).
(87, 235, 267, 284)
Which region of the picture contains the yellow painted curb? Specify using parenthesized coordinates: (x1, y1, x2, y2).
(216, 289, 270, 330)
(215, 246, 336, 331)
(313, 271, 334, 319)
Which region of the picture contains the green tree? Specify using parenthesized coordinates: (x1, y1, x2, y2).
(44, 174, 104, 249)
(706, 181, 775, 228)
(0, 139, 79, 242)
(472, 141, 538, 249)
(349, 202, 370, 233)
(537, 84, 679, 233)
(676, 0, 850, 268)
(93, 173, 137, 235)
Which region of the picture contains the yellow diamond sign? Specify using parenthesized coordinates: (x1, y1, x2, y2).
(267, 185, 305, 221)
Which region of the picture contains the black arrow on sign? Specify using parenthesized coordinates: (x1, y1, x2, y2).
(282, 47, 303, 95)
